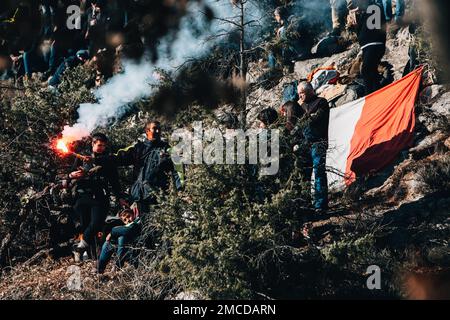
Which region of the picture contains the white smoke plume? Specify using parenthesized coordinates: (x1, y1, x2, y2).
(61, 61, 156, 143)
(61, 0, 262, 143)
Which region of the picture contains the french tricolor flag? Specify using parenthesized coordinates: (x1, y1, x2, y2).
(327, 67, 424, 187)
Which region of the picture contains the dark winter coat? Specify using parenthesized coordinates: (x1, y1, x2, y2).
(103, 139, 183, 202)
(297, 96, 330, 143)
(70, 152, 123, 203)
(356, 2, 387, 48)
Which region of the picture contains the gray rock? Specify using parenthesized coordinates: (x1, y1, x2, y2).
(430, 91, 450, 118)
(173, 290, 204, 300)
(419, 85, 445, 105)
(410, 131, 447, 154)
(384, 27, 412, 80)
(294, 57, 330, 79)
(418, 109, 448, 133)
(294, 44, 360, 79)
(334, 85, 361, 106)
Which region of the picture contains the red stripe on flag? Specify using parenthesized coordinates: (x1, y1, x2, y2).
(345, 67, 424, 185)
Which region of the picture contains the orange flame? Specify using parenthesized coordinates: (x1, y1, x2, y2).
(56, 139, 69, 154)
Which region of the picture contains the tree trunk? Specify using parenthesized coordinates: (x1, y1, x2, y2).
(239, 1, 247, 128)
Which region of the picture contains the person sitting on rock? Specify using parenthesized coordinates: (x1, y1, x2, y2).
(48, 49, 90, 88)
(97, 208, 141, 273)
(267, 6, 313, 71)
(94, 120, 184, 253)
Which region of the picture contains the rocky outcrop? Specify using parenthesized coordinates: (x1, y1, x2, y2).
(246, 26, 414, 125)
(430, 91, 450, 118)
(245, 24, 449, 239)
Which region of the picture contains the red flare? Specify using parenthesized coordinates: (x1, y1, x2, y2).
(56, 139, 70, 154)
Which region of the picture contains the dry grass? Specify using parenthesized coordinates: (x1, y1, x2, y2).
(0, 253, 178, 300)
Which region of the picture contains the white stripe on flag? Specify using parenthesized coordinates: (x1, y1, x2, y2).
(327, 97, 365, 189)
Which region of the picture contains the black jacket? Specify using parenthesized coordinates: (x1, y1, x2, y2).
(102, 139, 182, 202)
(296, 96, 330, 143)
(357, 3, 387, 47)
(71, 152, 123, 202)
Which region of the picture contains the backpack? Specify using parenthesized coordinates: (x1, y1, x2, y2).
(307, 67, 340, 91)
(313, 36, 343, 57)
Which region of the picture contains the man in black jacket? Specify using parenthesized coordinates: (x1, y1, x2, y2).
(349, 0, 387, 94)
(295, 82, 330, 212)
(69, 133, 127, 255)
(102, 120, 183, 216)
(84, 0, 108, 55)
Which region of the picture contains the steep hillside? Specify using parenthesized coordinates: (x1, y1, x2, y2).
(0, 24, 448, 300)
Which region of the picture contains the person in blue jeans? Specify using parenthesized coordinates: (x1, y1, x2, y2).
(48, 49, 89, 87)
(295, 82, 330, 212)
(97, 209, 141, 273)
(381, 0, 405, 22)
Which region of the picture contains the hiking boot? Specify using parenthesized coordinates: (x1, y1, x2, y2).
(47, 84, 57, 93)
(73, 250, 81, 263)
(82, 251, 89, 261)
(73, 239, 89, 253)
(72, 240, 89, 262)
